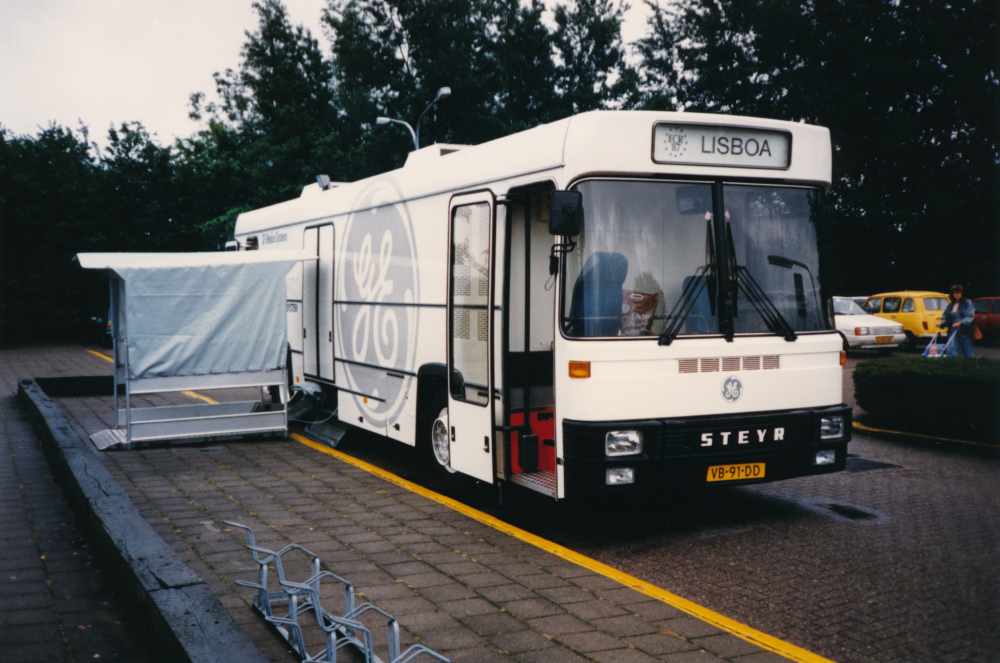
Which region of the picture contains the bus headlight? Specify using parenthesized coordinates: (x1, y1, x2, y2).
(820, 416, 843, 439)
(605, 430, 642, 456)
(605, 467, 635, 485)
(815, 450, 836, 465)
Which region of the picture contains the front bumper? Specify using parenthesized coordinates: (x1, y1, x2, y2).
(562, 405, 851, 497)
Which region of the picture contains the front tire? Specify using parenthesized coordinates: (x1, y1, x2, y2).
(422, 389, 458, 484)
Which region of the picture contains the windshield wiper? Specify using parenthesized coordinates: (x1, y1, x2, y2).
(727, 224, 797, 342)
(659, 220, 716, 346)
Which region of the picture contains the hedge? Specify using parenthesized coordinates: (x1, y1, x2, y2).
(853, 356, 1000, 444)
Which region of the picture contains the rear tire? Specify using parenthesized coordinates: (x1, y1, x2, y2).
(902, 332, 918, 353)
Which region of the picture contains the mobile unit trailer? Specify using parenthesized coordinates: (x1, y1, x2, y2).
(233, 110, 851, 499)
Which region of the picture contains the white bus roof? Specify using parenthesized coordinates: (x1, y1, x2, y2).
(234, 110, 831, 237)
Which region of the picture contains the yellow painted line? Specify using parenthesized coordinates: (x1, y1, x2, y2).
(85, 350, 218, 404)
(291, 432, 834, 663)
(182, 391, 219, 404)
(853, 421, 995, 449)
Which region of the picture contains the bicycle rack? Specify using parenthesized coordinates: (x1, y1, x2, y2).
(227, 521, 450, 663)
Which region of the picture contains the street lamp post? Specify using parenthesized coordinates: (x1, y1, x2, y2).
(376, 87, 451, 151)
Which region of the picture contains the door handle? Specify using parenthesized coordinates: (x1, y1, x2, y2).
(328, 331, 332, 342)
(451, 426, 455, 442)
(303, 328, 307, 338)
(483, 436, 490, 453)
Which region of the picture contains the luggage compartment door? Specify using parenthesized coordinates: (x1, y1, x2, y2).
(447, 193, 496, 483)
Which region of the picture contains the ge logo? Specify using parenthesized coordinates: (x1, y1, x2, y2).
(722, 376, 742, 403)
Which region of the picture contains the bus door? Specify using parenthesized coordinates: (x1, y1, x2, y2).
(302, 225, 335, 381)
(503, 189, 558, 498)
(447, 193, 497, 483)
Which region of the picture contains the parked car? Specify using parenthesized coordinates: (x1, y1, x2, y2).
(863, 291, 949, 351)
(973, 297, 1000, 342)
(833, 297, 905, 354)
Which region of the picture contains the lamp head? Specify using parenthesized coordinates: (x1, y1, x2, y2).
(376, 117, 391, 125)
(767, 255, 796, 269)
(435, 87, 451, 102)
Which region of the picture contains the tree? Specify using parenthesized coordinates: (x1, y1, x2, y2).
(0, 124, 108, 343)
(639, 0, 1000, 294)
(553, 0, 638, 115)
(324, 0, 566, 168)
(189, 0, 348, 208)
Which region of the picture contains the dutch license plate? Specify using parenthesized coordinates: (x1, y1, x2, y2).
(874, 336, 892, 344)
(706, 463, 765, 482)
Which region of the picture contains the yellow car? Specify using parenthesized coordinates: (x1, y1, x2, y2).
(862, 291, 949, 350)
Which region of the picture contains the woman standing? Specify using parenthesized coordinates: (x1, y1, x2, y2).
(939, 285, 976, 357)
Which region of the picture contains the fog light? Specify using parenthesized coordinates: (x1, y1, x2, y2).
(815, 449, 836, 465)
(605, 430, 642, 457)
(605, 467, 634, 485)
(820, 415, 843, 439)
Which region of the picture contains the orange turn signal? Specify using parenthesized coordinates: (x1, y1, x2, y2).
(568, 361, 591, 378)
(840, 351, 847, 367)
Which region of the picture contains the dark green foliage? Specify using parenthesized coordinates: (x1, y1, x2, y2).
(1, 125, 107, 342)
(638, 0, 1000, 297)
(853, 357, 1000, 443)
(4, 0, 995, 346)
(553, 0, 638, 114)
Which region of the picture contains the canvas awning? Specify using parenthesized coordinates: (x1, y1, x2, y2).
(76, 251, 312, 380)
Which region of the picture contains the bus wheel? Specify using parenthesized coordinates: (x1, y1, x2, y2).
(425, 390, 457, 480)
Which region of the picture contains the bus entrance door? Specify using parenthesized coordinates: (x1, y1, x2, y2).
(302, 224, 334, 382)
(446, 193, 497, 483)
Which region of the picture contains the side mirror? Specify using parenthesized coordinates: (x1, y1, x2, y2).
(549, 191, 583, 237)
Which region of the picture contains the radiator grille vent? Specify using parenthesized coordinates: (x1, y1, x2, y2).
(678, 358, 699, 374)
(676, 355, 782, 374)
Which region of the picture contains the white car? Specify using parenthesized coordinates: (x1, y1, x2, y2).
(833, 297, 906, 354)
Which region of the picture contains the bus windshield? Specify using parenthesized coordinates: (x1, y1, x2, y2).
(562, 180, 828, 338)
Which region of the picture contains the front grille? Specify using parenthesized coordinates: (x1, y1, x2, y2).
(564, 409, 828, 461)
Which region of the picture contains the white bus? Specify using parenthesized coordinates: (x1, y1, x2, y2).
(233, 110, 851, 499)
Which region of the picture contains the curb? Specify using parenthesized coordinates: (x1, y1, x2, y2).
(17, 377, 268, 663)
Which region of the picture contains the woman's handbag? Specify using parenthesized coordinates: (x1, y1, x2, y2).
(974, 324, 983, 341)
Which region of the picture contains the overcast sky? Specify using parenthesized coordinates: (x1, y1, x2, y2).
(0, 0, 653, 148)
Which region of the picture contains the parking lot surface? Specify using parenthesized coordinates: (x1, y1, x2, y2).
(6, 344, 999, 663)
(293, 347, 1000, 663)
(7, 345, 798, 663)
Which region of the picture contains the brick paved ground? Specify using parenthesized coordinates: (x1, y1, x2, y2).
(0, 346, 150, 663)
(5, 345, 791, 663)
